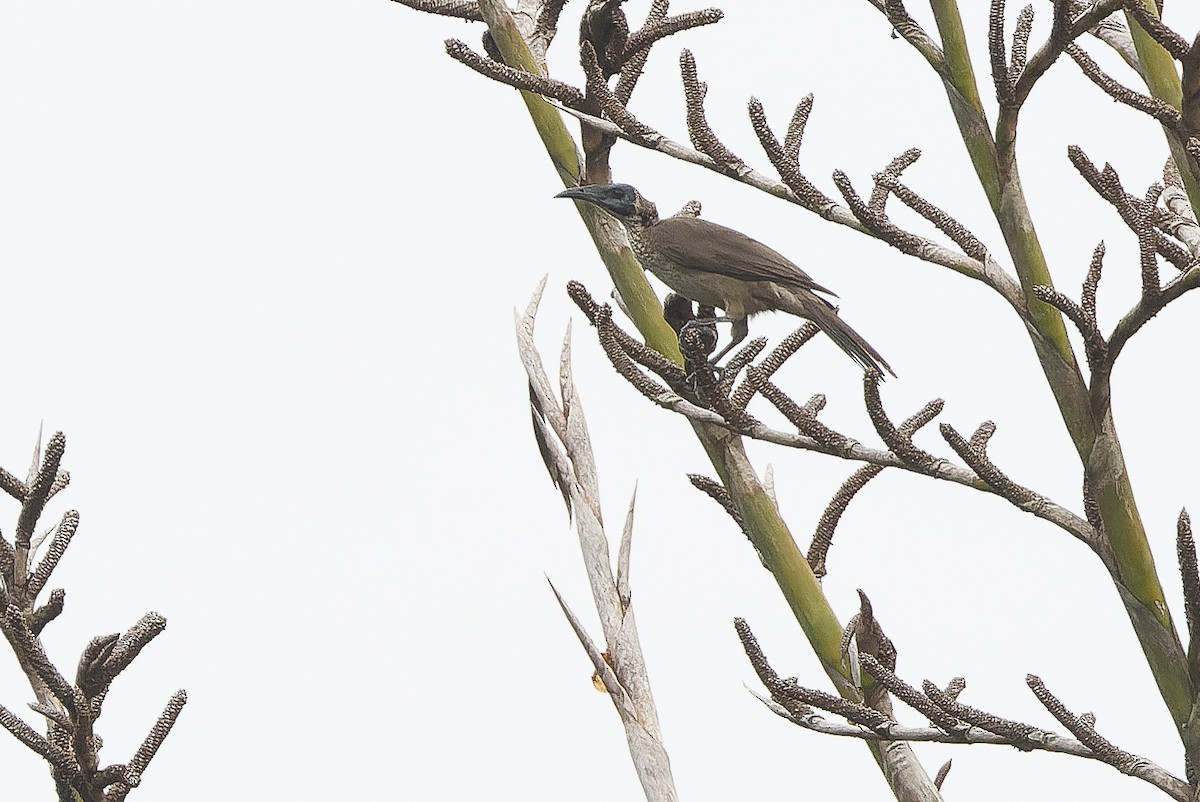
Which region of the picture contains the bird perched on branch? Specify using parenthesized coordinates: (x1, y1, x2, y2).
(556, 182, 894, 377)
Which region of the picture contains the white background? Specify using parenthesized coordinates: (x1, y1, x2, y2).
(1, 1, 1198, 799)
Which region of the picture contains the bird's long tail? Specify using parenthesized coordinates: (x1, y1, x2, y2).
(782, 292, 896, 378)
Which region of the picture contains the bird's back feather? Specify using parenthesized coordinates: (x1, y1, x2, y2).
(647, 216, 836, 296)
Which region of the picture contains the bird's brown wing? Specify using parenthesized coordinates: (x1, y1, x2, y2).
(648, 216, 837, 296)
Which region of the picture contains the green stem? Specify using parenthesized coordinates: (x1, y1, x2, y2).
(475, 4, 939, 793)
(930, 0, 1091, 448)
(928, 0, 1192, 734)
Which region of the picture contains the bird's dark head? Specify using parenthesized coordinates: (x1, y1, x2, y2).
(555, 183, 657, 225)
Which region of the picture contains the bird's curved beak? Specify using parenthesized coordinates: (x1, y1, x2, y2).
(554, 186, 600, 205)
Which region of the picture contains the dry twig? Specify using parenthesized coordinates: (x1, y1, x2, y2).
(0, 435, 184, 801)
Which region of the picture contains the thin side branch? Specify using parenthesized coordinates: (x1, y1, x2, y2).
(740, 621, 1188, 799)
(445, 39, 586, 107)
(623, 8, 723, 60)
(1066, 43, 1181, 127)
(808, 465, 885, 579)
(680, 50, 744, 174)
(1027, 675, 1142, 772)
(1121, 0, 1190, 59)
(389, 0, 482, 21)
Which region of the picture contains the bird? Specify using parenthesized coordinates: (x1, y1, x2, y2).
(555, 182, 894, 377)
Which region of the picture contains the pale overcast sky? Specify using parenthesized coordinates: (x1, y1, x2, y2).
(1, 2, 1199, 800)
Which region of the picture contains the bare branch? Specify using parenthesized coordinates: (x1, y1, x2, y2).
(612, 0, 665, 103)
(1108, 264, 1200, 363)
(743, 628, 1188, 799)
(16, 432, 65, 550)
(1067, 146, 1194, 270)
(1139, 184, 1164, 297)
(1064, 262, 1110, 364)
(869, 147, 922, 215)
(585, 45, 661, 141)
(1027, 675, 1142, 771)
(1049, 0, 1070, 49)
(783, 95, 814, 163)
(445, 39, 585, 107)
(923, 679, 1041, 746)
(0, 533, 12, 584)
(759, 324, 822, 378)
(79, 613, 167, 699)
(984, 0, 1022, 105)
(27, 511, 79, 600)
(860, 653, 965, 733)
(808, 465, 884, 579)
(0, 467, 26, 502)
(863, 374, 940, 471)
(623, 8, 723, 60)
(874, 173, 990, 262)
(593, 304, 677, 401)
(988, 0, 1012, 104)
(1121, 0, 1190, 59)
(873, 0, 948, 73)
(389, 0, 482, 21)
(689, 474, 749, 537)
(126, 690, 187, 778)
(613, 42, 651, 106)
(716, 337, 767, 393)
(1009, 5, 1035, 85)
(569, 288, 1103, 560)
(747, 98, 835, 212)
(1015, 0, 1127, 105)
(1179, 510, 1200, 643)
(898, 401, 945, 440)
(1032, 285, 1100, 370)
(1081, 241, 1104, 329)
(833, 170, 927, 256)
(940, 423, 1037, 505)
(778, 676, 894, 731)
(568, 282, 685, 381)
(0, 605, 80, 717)
(535, 0, 568, 45)
(757, 382, 845, 450)
(623, 373, 1103, 553)
(0, 702, 64, 761)
(729, 325, 819, 410)
(970, 420, 998, 451)
(680, 49, 743, 174)
(736, 617, 818, 720)
(29, 589, 65, 637)
(1066, 43, 1181, 127)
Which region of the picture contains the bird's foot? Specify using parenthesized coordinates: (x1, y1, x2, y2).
(684, 363, 723, 392)
(679, 318, 719, 364)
